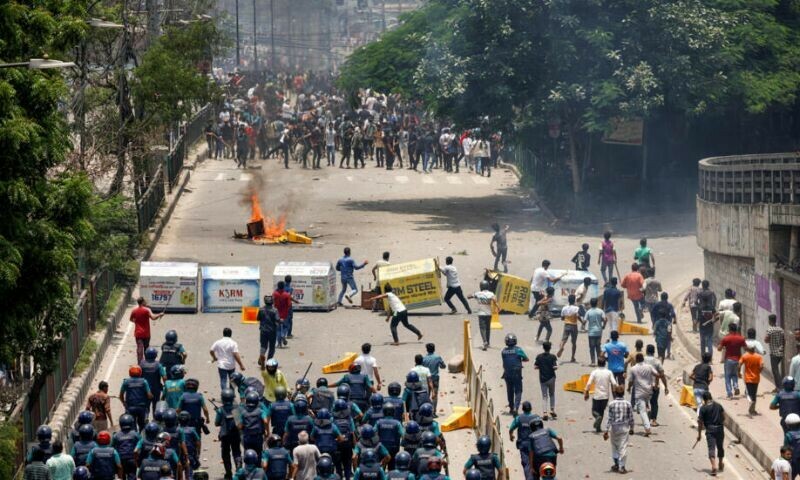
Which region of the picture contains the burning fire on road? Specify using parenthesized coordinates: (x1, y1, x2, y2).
(234, 191, 312, 245)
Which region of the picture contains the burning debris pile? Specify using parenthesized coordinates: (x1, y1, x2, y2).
(234, 190, 312, 245)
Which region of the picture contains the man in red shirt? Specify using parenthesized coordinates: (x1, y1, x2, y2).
(273, 281, 300, 348)
(130, 297, 164, 363)
(718, 323, 747, 398)
(620, 263, 645, 323)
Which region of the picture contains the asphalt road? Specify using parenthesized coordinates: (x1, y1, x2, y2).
(87, 154, 768, 479)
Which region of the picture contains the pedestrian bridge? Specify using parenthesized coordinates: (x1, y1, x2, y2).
(698, 152, 800, 204)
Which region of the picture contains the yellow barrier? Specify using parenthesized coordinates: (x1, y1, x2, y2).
(241, 306, 259, 324)
(441, 406, 474, 432)
(680, 384, 697, 408)
(286, 229, 312, 244)
(490, 309, 503, 330)
(322, 352, 358, 374)
(618, 321, 650, 335)
(563, 374, 594, 394)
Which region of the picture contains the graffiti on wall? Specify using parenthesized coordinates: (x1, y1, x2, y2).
(755, 273, 781, 345)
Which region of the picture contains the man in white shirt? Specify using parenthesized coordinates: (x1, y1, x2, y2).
(440, 256, 472, 314)
(529, 260, 565, 318)
(584, 358, 618, 432)
(373, 284, 423, 346)
(412, 354, 435, 393)
(354, 342, 382, 390)
(372, 251, 390, 283)
(209, 328, 246, 391)
(292, 431, 320, 480)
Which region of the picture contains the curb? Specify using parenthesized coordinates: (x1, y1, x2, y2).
(47, 142, 209, 445)
(672, 295, 773, 472)
(498, 161, 557, 223)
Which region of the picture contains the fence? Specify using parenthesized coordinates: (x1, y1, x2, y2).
(136, 103, 214, 233)
(19, 270, 121, 461)
(463, 319, 509, 476)
(698, 152, 800, 204)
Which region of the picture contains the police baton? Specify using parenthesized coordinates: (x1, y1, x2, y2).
(299, 362, 313, 385)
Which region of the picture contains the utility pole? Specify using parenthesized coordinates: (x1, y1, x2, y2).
(270, 0, 276, 70)
(235, 0, 241, 66)
(146, 0, 160, 47)
(381, 0, 386, 32)
(252, 0, 258, 71)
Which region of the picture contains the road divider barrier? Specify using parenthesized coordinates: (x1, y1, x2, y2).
(679, 384, 697, 408)
(322, 352, 358, 374)
(618, 321, 650, 335)
(563, 374, 594, 394)
(441, 406, 474, 432)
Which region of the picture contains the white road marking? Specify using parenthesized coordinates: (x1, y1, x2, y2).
(396, 176, 409, 184)
(214, 173, 224, 181)
(422, 176, 435, 184)
(446, 176, 462, 185)
(239, 173, 252, 182)
(472, 176, 489, 184)
(103, 320, 134, 383)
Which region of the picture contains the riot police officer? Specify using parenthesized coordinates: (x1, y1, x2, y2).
(137, 444, 171, 480)
(385, 382, 406, 422)
(353, 424, 390, 469)
(402, 372, 430, 422)
(333, 398, 357, 479)
(411, 432, 444, 477)
(401, 421, 422, 454)
(417, 403, 445, 450)
(70, 424, 97, 467)
(234, 449, 265, 480)
(177, 378, 210, 436)
(527, 418, 563, 480)
(419, 457, 448, 480)
(509, 401, 539, 480)
(262, 435, 296, 480)
(140, 347, 166, 416)
(27, 425, 54, 464)
(376, 403, 404, 469)
(112, 414, 140, 480)
(363, 393, 386, 426)
(134, 422, 161, 465)
(120, 365, 153, 431)
(310, 378, 336, 415)
(163, 365, 186, 409)
(69, 411, 95, 443)
(316, 454, 340, 480)
(238, 391, 268, 457)
(771, 376, 800, 433)
(216, 388, 243, 479)
(462, 436, 501, 480)
(160, 330, 186, 378)
(334, 363, 374, 413)
(353, 449, 385, 480)
(266, 386, 294, 436)
(161, 409, 184, 457)
(283, 398, 315, 452)
(388, 450, 414, 479)
(178, 411, 202, 475)
(311, 408, 345, 458)
(336, 384, 364, 422)
(86, 430, 123, 480)
(230, 371, 267, 404)
(501, 333, 528, 416)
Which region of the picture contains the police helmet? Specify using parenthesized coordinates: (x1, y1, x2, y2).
(388, 382, 402, 396)
(531, 417, 545, 430)
(784, 376, 796, 391)
(333, 399, 349, 413)
(245, 392, 261, 408)
(395, 450, 412, 470)
(165, 330, 178, 343)
(275, 386, 288, 401)
(317, 454, 334, 475)
(78, 424, 95, 441)
(153, 406, 165, 423)
(243, 449, 259, 466)
(787, 413, 800, 426)
(337, 384, 351, 399)
(185, 378, 199, 391)
(480, 280, 490, 291)
(349, 363, 362, 374)
(267, 434, 282, 448)
(296, 378, 311, 390)
(119, 414, 135, 431)
(170, 365, 185, 379)
(157, 432, 171, 445)
(229, 371, 244, 386)
(419, 403, 434, 419)
(316, 378, 328, 388)
(128, 365, 142, 377)
(421, 431, 437, 447)
(360, 448, 378, 465)
(221, 389, 236, 404)
(360, 424, 376, 440)
(505, 333, 517, 347)
(465, 468, 482, 480)
(144, 422, 161, 439)
(162, 409, 178, 427)
(316, 408, 332, 421)
(292, 398, 307, 415)
(522, 401, 532, 412)
(382, 402, 395, 416)
(178, 411, 192, 426)
(36, 425, 52, 442)
(406, 421, 420, 434)
(73, 466, 90, 480)
(78, 411, 94, 425)
(406, 371, 420, 384)
(370, 393, 384, 409)
(427, 457, 443, 472)
(144, 347, 158, 361)
(477, 435, 491, 454)
(540, 462, 556, 477)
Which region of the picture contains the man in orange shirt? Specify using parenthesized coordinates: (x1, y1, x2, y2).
(620, 263, 645, 323)
(739, 345, 764, 415)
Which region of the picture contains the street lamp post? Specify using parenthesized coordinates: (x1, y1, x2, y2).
(0, 58, 76, 69)
(252, 0, 258, 71)
(235, 0, 241, 66)
(270, 0, 276, 70)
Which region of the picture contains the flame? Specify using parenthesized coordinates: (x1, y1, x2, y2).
(249, 193, 287, 240)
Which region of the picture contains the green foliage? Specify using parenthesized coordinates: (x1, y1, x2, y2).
(74, 338, 98, 376)
(0, 1, 97, 371)
(82, 194, 139, 283)
(0, 421, 20, 480)
(133, 21, 225, 124)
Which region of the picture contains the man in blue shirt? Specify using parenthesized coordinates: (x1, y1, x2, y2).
(601, 331, 629, 384)
(602, 278, 623, 333)
(336, 247, 368, 306)
(422, 343, 446, 414)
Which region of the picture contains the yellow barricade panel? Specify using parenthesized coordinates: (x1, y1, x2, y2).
(441, 406, 474, 432)
(322, 352, 358, 374)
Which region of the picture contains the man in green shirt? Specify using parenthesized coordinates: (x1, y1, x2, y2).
(45, 442, 74, 480)
(633, 238, 654, 273)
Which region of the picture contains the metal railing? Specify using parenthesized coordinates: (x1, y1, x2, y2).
(135, 164, 165, 233)
(463, 319, 509, 476)
(166, 103, 215, 189)
(698, 152, 800, 204)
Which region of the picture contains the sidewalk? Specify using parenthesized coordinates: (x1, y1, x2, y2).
(674, 304, 783, 471)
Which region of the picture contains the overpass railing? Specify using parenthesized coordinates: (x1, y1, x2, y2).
(698, 152, 800, 204)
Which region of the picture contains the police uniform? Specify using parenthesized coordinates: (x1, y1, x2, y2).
(216, 403, 243, 476)
(262, 447, 292, 480)
(239, 405, 267, 457)
(121, 377, 151, 431)
(266, 399, 294, 437)
(501, 346, 527, 414)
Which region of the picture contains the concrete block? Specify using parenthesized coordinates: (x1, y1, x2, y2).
(448, 355, 464, 373)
